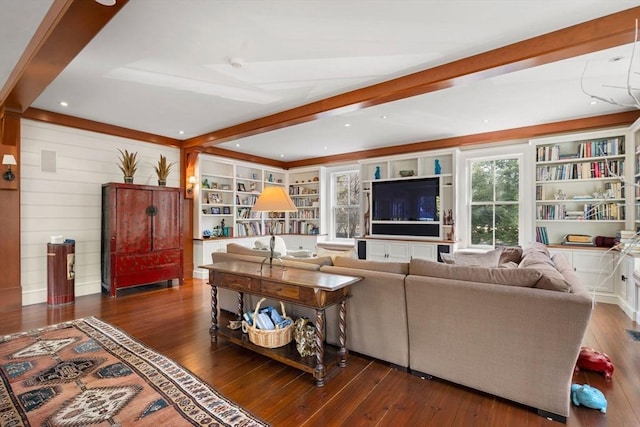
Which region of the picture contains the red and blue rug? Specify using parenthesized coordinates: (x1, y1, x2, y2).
(0, 316, 267, 426)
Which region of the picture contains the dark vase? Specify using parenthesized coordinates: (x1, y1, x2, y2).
(124, 176, 133, 184)
(158, 180, 166, 186)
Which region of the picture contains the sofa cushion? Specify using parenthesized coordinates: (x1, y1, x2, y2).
(519, 243, 571, 292)
(520, 242, 551, 261)
(227, 243, 281, 258)
(409, 258, 542, 287)
(498, 246, 523, 264)
(438, 248, 503, 267)
(281, 255, 333, 266)
(333, 256, 409, 275)
(212, 251, 322, 271)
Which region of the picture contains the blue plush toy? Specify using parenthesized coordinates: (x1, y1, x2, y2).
(571, 384, 607, 413)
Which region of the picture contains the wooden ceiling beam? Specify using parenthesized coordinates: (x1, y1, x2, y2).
(1, 0, 128, 112)
(24, 108, 180, 147)
(182, 6, 640, 150)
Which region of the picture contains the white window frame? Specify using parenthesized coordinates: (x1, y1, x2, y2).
(327, 165, 360, 242)
(456, 143, 533, 249)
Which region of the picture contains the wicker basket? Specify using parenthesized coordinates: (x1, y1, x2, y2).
(242, 298, 293, 348)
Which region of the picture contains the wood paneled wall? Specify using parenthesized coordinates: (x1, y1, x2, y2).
(18, 120, 182, 306)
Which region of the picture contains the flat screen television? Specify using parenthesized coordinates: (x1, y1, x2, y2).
(371, 177, 440, 237)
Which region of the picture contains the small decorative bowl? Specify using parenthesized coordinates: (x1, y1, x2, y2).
(399, 170, 415, 177)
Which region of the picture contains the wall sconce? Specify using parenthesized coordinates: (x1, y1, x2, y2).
(2, 155, 17, 181)
(187, 175, 197, 194)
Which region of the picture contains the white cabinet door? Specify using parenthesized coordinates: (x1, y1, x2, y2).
(409, 243, 436, 261)
(386, 242, 410, 262)
(366, 240, 410, 262)
(367, 241, 388, 261)
(615, 254, 637, 318)
(572, 250, 615, 293)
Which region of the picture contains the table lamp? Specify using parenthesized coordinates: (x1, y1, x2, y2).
(251, 186, 298, 270)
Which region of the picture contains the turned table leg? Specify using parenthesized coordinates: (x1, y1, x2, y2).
(314, 308, 326, 387)
(210, 285, 218, 342)
(338, 298, 348, 368)
(237, 291, 244, 320)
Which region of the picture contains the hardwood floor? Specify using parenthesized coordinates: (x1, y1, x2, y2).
(2, 279, 639, 426)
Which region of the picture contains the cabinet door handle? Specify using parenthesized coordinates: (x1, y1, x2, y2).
(621, 274, 627, 282)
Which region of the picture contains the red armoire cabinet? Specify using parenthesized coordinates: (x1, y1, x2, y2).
(101, 183, 184, 297)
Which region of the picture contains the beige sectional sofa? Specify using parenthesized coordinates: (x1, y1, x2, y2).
(210, 242, 593, 422)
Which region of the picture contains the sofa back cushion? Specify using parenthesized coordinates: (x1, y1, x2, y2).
(333, 256, 409, 275)
(409, 258, 542, 287)
(227, 243, 281, 258)
(211, 251, 321, 271)
(519, 243, 571, 292)
(282, 255, 333, 266)
(499, 246, 523, 264)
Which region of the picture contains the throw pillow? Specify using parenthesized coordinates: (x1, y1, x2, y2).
(498, 246, 523, 265)
(446, 248, 504, 267)
(440, 252, 455, 264)
(316, 246, 357, 263)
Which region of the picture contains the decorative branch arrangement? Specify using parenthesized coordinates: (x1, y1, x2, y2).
(155, 155, 175, 185)
(581, 19, 640, 109)
(117, 149, 138, 183)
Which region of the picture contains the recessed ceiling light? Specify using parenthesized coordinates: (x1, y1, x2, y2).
(324, 146, 328, 150)
(344, 123, 351, 127)
(235, 143, 240, 147)
(380, 115, 388, 120)
(483, 119, 489, 123)
(179, 130, 184, 135)
(280, 154, 285, 158)
(59, 101, 68, 107)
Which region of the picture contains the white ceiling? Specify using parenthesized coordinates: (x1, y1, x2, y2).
(2, 1, 640, 162)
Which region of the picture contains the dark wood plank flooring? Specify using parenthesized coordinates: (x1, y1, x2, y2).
(1, 279, 638, 426)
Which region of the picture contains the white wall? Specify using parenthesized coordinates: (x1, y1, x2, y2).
(20, 120, 180, 305)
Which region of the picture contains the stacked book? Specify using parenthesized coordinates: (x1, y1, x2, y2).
(616, 230, 640, 253)
(561, 234, 595, 246)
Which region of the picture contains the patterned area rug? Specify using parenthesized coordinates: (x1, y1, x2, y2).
(0, 317, 267, 426)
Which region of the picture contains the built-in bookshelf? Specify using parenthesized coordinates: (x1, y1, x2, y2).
(194, 156, 287, 239)
(288, 167, 326, 235)
(532, 128, 632, 245)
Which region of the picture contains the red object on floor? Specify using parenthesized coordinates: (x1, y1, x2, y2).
(575, 347, 614, 379)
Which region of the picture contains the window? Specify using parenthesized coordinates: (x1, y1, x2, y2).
(331, 170, 360, 240)
(470, 158, 520, 246)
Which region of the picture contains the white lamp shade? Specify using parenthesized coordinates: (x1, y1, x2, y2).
(2, 154, 17, 166)
(252, 186, 297, 212)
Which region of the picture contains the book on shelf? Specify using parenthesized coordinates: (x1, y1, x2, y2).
(535, 226, 549, 245)
(565, 234, 592, 243)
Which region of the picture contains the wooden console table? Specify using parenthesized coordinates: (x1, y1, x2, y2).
(200, 261, 362, 386)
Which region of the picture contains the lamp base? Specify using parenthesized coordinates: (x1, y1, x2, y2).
(258, 233, 286, 273)
(2, 170, 15, 181)
(259, 255, 286, 273)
